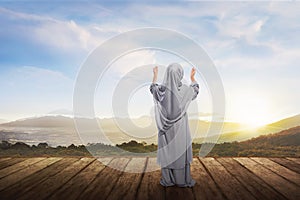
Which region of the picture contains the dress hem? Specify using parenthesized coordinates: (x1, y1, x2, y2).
(157, 160, 193, 170)
(159, 162, 196, 188)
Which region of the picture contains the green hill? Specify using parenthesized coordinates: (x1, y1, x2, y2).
(240, 126, 300, 146)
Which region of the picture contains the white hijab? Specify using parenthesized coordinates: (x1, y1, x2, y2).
(154, 63, 195, 134)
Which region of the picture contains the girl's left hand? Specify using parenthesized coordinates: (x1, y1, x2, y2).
(153, 66, 158, 76)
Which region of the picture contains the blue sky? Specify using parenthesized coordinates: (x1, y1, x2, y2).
(0, 1, 299, 126)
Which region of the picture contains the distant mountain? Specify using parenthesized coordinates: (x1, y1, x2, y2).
(1, 114, 299, 144)
(0, 115, 75, 128)
(0, 115, 243, 136)
(0, 115, 244, 146)
(240, 126, 300, 146)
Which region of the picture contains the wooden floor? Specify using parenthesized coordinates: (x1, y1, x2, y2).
(0, 156, 299, 200)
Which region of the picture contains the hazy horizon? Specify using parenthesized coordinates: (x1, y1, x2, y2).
(2, 112, 300, 126)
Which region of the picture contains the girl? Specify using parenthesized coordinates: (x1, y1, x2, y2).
(150, 63, 199, 187)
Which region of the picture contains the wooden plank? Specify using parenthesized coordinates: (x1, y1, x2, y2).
(0, 157, 46, 178)
(107, 157, 147, 200)
(200, 157, 256, 200)
(191, 157, 225, 200)
(76, 157, 131, 200)
(0, 156, 297, 200)
(165, 162, 194, 200)
(216, 157, 286, 200)
(234, 157, 300, 200)
(0, 157, 61, 191)
(0, 157, 80, 199)
(0, 157, 11, 162)
(18, 157, 95, 200)
(269, 157, 300, 174)
(48, 157, 113, 200)
(0, 157, 27, 170)
(166, 186, 193, 200)
(251, 157, 300, 186)
(97, 157, 116, 165)
(136, 157, 165, 200)
(286, 157, 300, 165)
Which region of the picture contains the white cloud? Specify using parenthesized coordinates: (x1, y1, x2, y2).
(0, 6, 52, 21)
(93, 24, 131, 34)
(267, 2, 300, 19)
(214, 45, 300, 70)
(33, 19, 100, 51)
(126, 3, 229, 18)
(216, 15, 269, 42)
(0, 7, 105, 52)
(109, 50, 157, 76)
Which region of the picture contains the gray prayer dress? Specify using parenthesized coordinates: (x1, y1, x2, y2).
(150, 63, 199, 187)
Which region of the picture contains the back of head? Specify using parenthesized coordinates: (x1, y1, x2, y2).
(163, 63, 184, 88)
(153, 62, 195, 132)
(159, 63, 185, 120)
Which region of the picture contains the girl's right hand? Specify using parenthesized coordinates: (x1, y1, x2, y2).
(190, 67, 196, 82)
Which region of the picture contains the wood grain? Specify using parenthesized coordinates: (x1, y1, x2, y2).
(0, 156, 298, 200)
(234, 157, 300, 200)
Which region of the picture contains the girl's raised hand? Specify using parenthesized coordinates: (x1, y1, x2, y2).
(190, 67, 196, 82)
(153, 66, 158, 76)
(152, 66, 158, 83)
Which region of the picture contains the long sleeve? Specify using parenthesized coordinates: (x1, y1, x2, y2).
(150, 83, 166, 102)
(190, 81, 199, 100)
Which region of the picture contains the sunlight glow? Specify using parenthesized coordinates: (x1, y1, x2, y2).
(231, 93, 272, 128)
